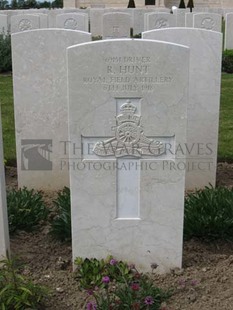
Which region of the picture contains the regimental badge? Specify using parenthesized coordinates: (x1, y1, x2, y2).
(93, 100, 165, 158)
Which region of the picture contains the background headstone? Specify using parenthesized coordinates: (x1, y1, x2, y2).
(0, 106, 10, 259)
(11, 14, 40, 34)
(144, 12, 175, 31)
(0, 14, 8, 34)
(56, 13, 89, 32)
(102, 12, 131, 39)
(12, 29, 91, 190)
(90, 8, 104, 37)
(185, 12, 194, 27)
(224, 13, 233, 49)
(36, 13, 48, 29)
(67, 39, 189, 273)
(143, 28, 222, 190)
(193, 13, 222, 32)
(173, 8, 189, 27)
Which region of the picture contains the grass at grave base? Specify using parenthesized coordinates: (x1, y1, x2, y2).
(218, 74, 233, 161)
(0, 74, 16, 164)
(0, 73, 232, 164)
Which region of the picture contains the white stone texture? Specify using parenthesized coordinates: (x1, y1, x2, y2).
(142, 28, 222, 190)
(37, 13, 48, 29)
(144, 12, 175, 31)
(132, 8, 170, 35)
(56, 13, 89, 31)
(223, 9, 233, 18)
(102, 12, 131, 39)
(185, 12, 194, 27)
(193, 13, 222, 32)
(132, 8, 154, 36)
(90, 8, 104, 36)
(12, 29, 91, 190)
(0, 14, 8, 34)
(103, 8, 134, 27)
(224, 13, 233, 49)
(67, 39, 189, 273)
(48, 8, 89, 28)
(0, 106, 10, 259)
(173, 8, 190, 27)
(11, 14, 40, 34)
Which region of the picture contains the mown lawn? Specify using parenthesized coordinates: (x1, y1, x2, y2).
(0, 74, 15, 164)
(0, 73, 233, 163)
(218, 73, 233, 161)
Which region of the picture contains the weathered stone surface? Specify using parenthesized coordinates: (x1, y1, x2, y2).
(224, 13, 233, 49)
(193, 13, 222, 32)
(56, 13, 88, 32)
(143, 28, 222, 190)
(12, 29, 91, 190)
(0, 106, 10, 259)
(102, 12, 131, 39)
(11, 14, 40, 33)
(144, 12, 175, 31)
(0, 14, 8, 34)
(67, 39, 189, 272)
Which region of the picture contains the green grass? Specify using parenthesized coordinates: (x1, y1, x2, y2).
(218, 74, 233, 161)
(0, 73, 233, 163)
(0, 74, 15, 164)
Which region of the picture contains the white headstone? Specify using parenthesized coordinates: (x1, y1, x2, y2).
(193, 13, 222, 32)
(143, 28, 222, 190)
(90, 8, 104, 37)
(132, 9, 146, 36)
(144, 12, 175, 31)
(224, 13, 233, 49)
(173, 8, 189, 27)
(36, 13, 48, 29)
(185, 12, 194, 27)
(0, 14, 8, 34)
(132, 8, 170, 35)
(67, 39, 189, 273)
(11, 14, 40, 34)
(12, 29, 91, 190)
(102, 12, 131, 39)
(0, 107, 10, 259)
(132, 8, 154, 35)
(56, 13, 89, 32)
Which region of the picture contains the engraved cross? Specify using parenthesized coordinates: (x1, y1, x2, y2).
(82, 99, 174, 219)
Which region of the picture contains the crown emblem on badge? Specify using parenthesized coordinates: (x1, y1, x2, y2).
(92, 99, 165, 158)
(116, 100, 141, 126)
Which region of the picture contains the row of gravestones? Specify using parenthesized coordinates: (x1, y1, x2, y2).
(0, 8, 232, 45)
(0, 26, 223, 272)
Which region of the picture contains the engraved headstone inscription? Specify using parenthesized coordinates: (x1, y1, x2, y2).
(67, 39, 189, 272)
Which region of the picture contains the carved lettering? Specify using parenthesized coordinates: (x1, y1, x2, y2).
(119, 65, 149, 74)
